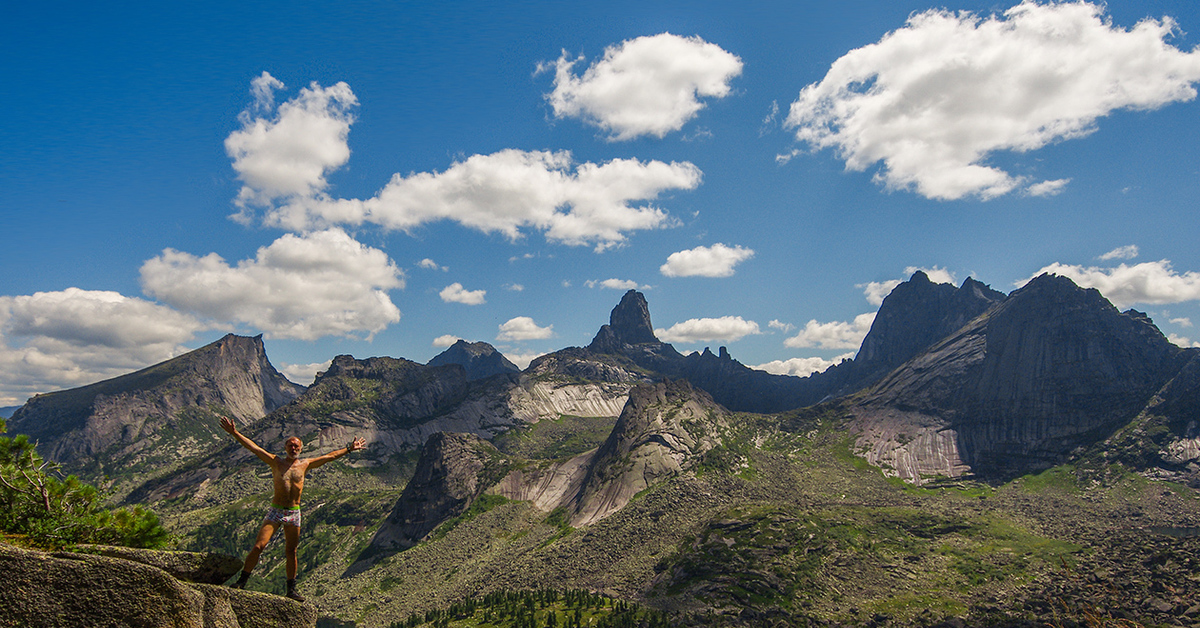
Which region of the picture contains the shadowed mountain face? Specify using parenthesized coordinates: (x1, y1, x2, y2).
(579, 277, 1005, 414)
(6, 334, 302, 483)
(853, 274, 1193, 480)
(427, 340, 520, 381)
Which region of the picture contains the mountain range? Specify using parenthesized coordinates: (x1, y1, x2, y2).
(6, 272, 1200, 627)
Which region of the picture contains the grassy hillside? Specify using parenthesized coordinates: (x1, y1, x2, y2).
(157, 402, 1200, 627)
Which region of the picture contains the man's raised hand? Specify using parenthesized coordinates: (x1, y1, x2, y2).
(219, 415, 237, 435)
(349, 436, 367, 452)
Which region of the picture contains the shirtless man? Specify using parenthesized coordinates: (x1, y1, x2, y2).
(219, 415, 366, 601)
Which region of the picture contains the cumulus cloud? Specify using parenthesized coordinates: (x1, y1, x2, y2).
(440, 283, 487, 305)
(544, 33, 743, 140)
(1099, 245, 1139, 261)
(655, 316, 761, 344)
(1025, 178, 1071, 197)
(432, 334, 462, 347)
(1020, 260, 1200, 308)
(1170, 317, 1193, 328)
(585, 278, 647, 290)
(287, 150, 701, 251)
(226, 73, 357, 222)
(497, 317, 554, 342)
(226, 76, 703, 250)
(1168, 333, 1200, 348)
(278, 359, 331, 386)
(419, 258, 448, 271)
(784, 313, 876, 350)
(0, 288, 207, 404)
(786, 1, 1200, 200)
(505, 284, 525, 292)
(140, 229, 404, 341)
(768, 320, 795, 333)
(859, 266, 956, 305)
(502, 351, 546, 370)
(660, 243, 755, 278)
(753, 352, 856, 377)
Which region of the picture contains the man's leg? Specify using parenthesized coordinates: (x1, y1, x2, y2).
(284, 524, 304, 602)
(232, 520, 279, 588)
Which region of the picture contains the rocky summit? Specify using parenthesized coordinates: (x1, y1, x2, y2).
(7, 334, 302, 495)
(427, 339, 520, 381)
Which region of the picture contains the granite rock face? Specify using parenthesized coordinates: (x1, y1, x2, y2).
(0, 542, 315, 628)
(360, 432, 506, 558)
(427, 340, 520, 381)
(568, 379, 727, 526)
(853, 274, 1190, 481)
(6, 334, 302, 486)
(579, 277, 1004, 414)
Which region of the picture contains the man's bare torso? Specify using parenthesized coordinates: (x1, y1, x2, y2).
(270, 456, 311, 508)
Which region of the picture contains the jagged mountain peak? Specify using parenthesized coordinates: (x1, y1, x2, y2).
(854, 273, 1189, 481)
(587, 290, 659, 353)
(853, 272, 1005, 378)
(427, 339, 519, 381)
(6, 333, 302, 485)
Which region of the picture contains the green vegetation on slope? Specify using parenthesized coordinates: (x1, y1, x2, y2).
(0, 419, 169, 550)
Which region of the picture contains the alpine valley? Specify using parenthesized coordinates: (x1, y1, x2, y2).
(7, 272, 1200, 627)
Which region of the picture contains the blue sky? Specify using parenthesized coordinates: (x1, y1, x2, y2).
(4, 0, 1200, 406)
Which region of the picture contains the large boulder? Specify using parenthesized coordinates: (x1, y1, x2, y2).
(74, 544, 243, 585)
(0, 542, 315, 628)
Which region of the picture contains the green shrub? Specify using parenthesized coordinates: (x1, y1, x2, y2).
(0, 420, 169, 549)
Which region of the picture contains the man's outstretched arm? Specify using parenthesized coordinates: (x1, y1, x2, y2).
(306, 437, 367, 470)
(219, 415, 275, 464)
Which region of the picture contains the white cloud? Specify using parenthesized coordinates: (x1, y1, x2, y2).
(1170, 317, 1193, 328)
(544, 33, 743, 141)
(440, 283, 487, 305)
(0, 288, 207, 404)
(141, 229, 404, 341)
(432, 334, 462, 347)
(419, 258, 448, 271)
(753, 352, 856, 377)
(585, 278, 647, 290)
(505, 283, 525, 292)
(1025, 178, 1070, 197)
(1099, 245, 1139, 261)
(497, 317, 554, 342)
(502, 351, 546, 370)
(1168, 333, 1200, 348)
(225, 75, 703, 250)
(859, 266, 956, 305)
(284, 149, 702, 251)
(660, 243, 755, 278)
(225, 74, 357, 222)
(278, 359, 331, 386)
(655, 316, 761, 344)
(786, 2, 1200, 200)
(1020, 260, 1200, 308)
(784, 313, 876, 350)
(768, 319, 794, 333)
(860, 280, 903, 307)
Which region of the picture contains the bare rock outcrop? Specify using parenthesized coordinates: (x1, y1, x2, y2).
(853, 273, 1190, 482)
(358, 432, 509, 562)
(0, 542, 315, 628)
(6, 334, 302, 486)
(428, 339, 520, 381)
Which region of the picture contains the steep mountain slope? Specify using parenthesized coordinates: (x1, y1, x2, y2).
(852, 273, 1193, 481)
(126, 352, 631, 508)
(580, 276, 1004, 414)
(7, 334, 302, 489)
(427, 340, 520, 381)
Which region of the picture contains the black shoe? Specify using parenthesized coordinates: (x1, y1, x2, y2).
(230, 572, 251, 589)
(286, 589, 306, 603)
